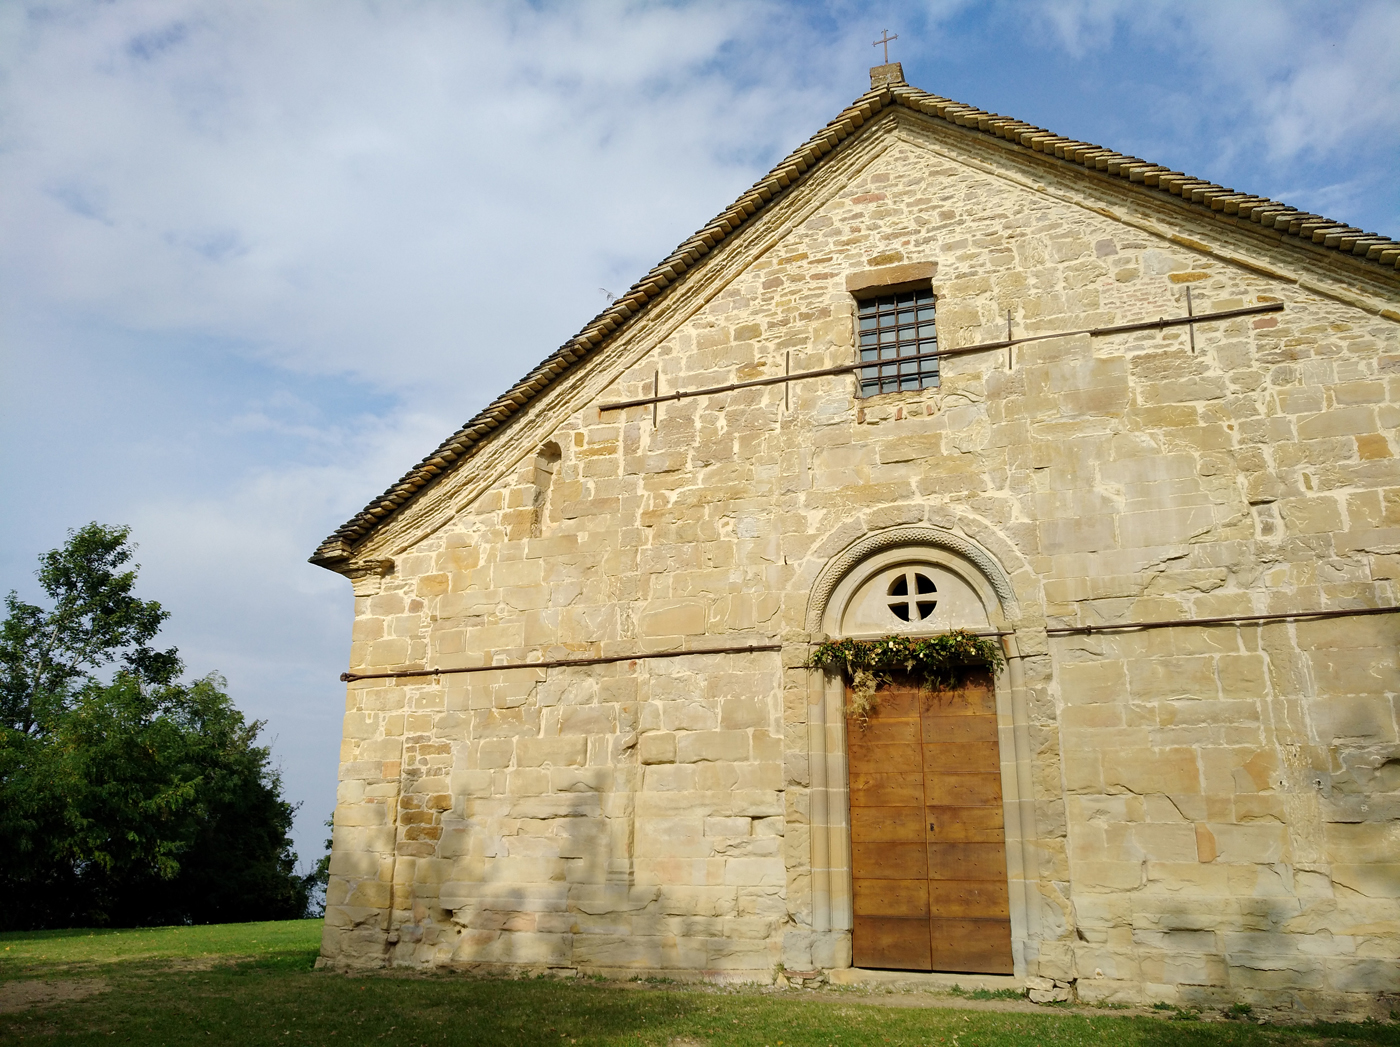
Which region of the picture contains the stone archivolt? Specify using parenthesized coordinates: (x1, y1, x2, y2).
(313, 67, 1400, 1018)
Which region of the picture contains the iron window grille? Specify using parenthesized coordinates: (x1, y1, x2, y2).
(857, 288, 938, 396)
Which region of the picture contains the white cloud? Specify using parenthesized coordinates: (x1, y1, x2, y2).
(0, 0, 853, 407)
(1028, 0, 1132, 57)
(2, 0, 1394, 862)
(998, 0, 1399, 230)
(1019, 0, 1400, 165)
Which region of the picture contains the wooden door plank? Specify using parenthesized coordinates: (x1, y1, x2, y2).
(852, 842, 927, 880)
(919, 714, 998, 743)
(928, 878, 1011, 918)
(854, 878, 931, 916)
(926, 771, 1003, 807)
(848, 678, 934, 971)
(926, 842, 1010, 881)
(849, 741, 922, 770)
(923, 741, 1001, 774)
(926, 805, 1004, 842)
(873, 689, 921, 718)
(917, 668, 1014, 975)
(851, 806, 925, 843)
(929, 918, 1015, 975)
(850, 771, 925, 807)
(850, 719, 921, 745)
(853, 917, 933, 971)
(921, 682, 996, 717)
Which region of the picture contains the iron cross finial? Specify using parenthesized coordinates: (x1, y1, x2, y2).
(873, 29, 897, 64)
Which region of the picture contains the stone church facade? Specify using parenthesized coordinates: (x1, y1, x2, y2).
(312, 66, 1400, 1014)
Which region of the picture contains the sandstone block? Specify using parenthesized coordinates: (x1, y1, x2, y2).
(515, 737, 587, 768)
(639, 600, 707, 637)
(720, 697, 768, 730)
(1278, 496, 1344, 535)
(1102, 747, 1201, 795)
(1331, 865, 1400, 898)
(1073, 861, 1143, 892)
(705, 817, 751, 837)
(1118, 506, 1214, 549)
(346, 880, 392, 908)
(638, 732, 677, 764)
(1227, 956, 1325, 990)
(1327, 958, 1400, 993)
(658, 700, 717, 732)
(1058, 659, 1128, 703)
(1125, 657, 1217, 701)
(1297, 407, 1376, 440)
(334, 803, 387, 827)
(753, 816, 784, 836)
(551, 767, 612, 792)
(558, 705, 617, 735)
(676, 730, 751, 764)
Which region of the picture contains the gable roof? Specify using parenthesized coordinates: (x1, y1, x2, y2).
(311, 72, 1400, 569)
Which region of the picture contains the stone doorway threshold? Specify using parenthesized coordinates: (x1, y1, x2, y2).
(828, 968, 1022, 993)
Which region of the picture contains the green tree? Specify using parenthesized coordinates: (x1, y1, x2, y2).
(1, 521, 179, 736)
(303, 814, 334, 918)
(0, 524, 313, 929)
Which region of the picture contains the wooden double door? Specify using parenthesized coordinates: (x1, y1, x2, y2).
(847, 670, 1014, 973)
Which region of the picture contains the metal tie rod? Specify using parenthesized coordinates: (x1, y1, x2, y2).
(342, 642, 783, 683)
(598, 302, 1283, 413)
(1046, 604, 1399, 636)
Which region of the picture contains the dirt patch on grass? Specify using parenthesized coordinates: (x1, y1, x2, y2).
(0, 977, 108, 1013)
(816, 989, 1062, 1014)
(162, 956, 223, 972)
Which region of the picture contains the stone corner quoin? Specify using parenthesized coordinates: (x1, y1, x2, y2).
(312, 80, 1400, 1018)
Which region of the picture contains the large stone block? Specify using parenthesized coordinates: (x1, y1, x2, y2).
(638, 600, 707, 637)
(558, 705, 617, 736)
(1208, 823, 1289, 864)
(1331, 865, 1400, 898)
(1058, 659, 1128, 703)
(515, 737, 587, 768)
(1101, 747, 1201, 795)
(719, 697, 768, 730)
(1117, 505, 1215, 549)
(1328, 958, 1400, 993)
(676, 730, 751, 764)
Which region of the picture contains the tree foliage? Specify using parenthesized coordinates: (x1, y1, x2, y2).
(0, 524, 313, 929)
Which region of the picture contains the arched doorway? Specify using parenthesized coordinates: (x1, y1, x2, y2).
(805, 527, 1032, 976)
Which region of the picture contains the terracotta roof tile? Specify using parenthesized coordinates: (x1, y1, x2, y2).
(311, 76, 1400, 567)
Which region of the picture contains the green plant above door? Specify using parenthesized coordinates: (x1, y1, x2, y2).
(808, 630, 1005, 723)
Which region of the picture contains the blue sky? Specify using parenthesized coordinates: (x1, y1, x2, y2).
(3, 0, 1397, 865)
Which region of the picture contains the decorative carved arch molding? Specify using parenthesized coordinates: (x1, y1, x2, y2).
(805, 526, 1018, 634)
(803, 526, 1040, 977)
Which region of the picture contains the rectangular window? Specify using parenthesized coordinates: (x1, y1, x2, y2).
(857, 289, 938, 396)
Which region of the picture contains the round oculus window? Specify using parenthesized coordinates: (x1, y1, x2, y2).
(887, 570, 937, 622)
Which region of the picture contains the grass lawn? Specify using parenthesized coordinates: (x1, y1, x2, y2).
(1, 920, 1397, 1046)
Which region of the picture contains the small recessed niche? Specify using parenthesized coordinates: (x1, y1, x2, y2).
(530, 441, 562, 538)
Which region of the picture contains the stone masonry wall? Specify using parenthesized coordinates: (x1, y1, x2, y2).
(320, 109, 1400, 1013)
